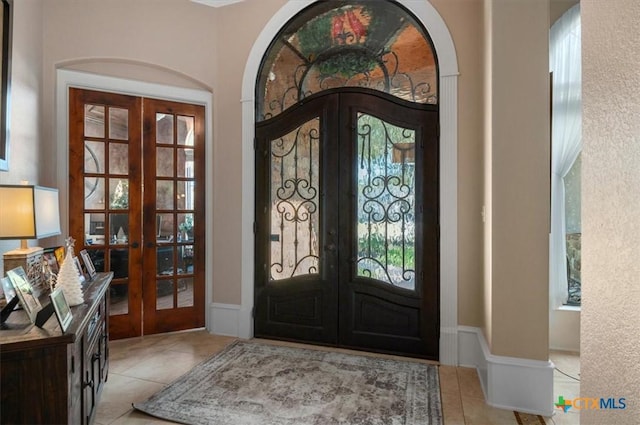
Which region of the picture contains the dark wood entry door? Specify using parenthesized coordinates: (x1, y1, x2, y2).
(254, 89, 439, 359)
(69, 88, 205, 340)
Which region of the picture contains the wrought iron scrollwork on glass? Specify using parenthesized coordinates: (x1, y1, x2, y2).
(257, 1, 438, 121)
(356, 113, 416, 290)
(269, 119, 320, 280)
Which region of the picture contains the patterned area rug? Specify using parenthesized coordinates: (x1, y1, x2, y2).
(134, 340, 443, 425)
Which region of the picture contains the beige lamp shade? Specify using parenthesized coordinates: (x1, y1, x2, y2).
(0, 185, 61, 244)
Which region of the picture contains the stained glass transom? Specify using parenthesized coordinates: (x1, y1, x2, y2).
(257, 1, 438, 121)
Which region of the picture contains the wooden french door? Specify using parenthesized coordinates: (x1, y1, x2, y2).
(254, 88, 439, 359)
(69, 88, 205, 340)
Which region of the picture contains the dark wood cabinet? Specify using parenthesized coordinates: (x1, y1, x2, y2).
(0, 272, 112, 425)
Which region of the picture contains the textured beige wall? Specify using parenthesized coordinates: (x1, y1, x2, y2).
(488, 0, 550, 360)
(0, 0, 45, 277)
(550, 0, 579, 25)
(211, 0, 286, 303)
(581, 0, 640, 422)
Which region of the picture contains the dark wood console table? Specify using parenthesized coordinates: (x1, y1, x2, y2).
(1, 272, 113, 425)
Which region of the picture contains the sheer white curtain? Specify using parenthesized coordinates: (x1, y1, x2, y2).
(550, 4, 581, 308)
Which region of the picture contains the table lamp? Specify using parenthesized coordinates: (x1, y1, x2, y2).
(0, 185, 61, 289)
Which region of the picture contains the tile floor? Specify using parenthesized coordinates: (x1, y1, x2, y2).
(95, 329, 580, 425)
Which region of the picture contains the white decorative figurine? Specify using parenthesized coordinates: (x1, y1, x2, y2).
(56, 237, 84, 306)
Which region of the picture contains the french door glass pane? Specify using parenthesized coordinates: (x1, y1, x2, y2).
(84, 178, 105, 209)
(84, 141, 103, 173)
(109, 213, 129, 244)
(156, 147, 174, 177)
(109, 142, 129, 175)
(356, 113, 416, 290)
(109, 108, 129, 140)
(177, 115, 194, 146)
(156, 181, 174, 210)
(177, 277, 194, 307)
(269, 118, 320, 280)
(84, 104, 105, 138)
(157, 280, 174, 310)
(110, 282, 129, 315)
(156, 113, 174, 144)
(177, 148, 194, 178)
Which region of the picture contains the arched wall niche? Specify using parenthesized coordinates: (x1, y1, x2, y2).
(57, 58, 213, 92)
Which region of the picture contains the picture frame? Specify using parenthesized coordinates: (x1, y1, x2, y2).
(72, 256, 86, 283)
(1, 275, 15, 302)
(6, 267, 42, 324)
(42, 247, 60, 275)
(54, 246, 65, 266)
(49, 288, 73, 332)
(79, 249, 97, 280)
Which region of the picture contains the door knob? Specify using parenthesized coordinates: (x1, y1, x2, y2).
(131, 242, 140, 248)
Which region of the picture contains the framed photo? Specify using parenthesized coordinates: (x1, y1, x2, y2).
(43, 247, 60, 275)
(1, 276, 15, 302)
(72, 256, 86, 283)
(79, 249, 97, 280)
(6, 267, 42, 324)
(49, 288, 73, 332)
(54, 246, 65, 266)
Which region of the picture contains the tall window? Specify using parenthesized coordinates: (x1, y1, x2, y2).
(550, 4, 581, 307)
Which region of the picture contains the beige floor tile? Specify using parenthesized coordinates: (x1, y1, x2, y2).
(118, 349, 210, 384)
(164, 332, 236, 357)
(461, 397, 518, 425)
(457, 367, 485, 400)
(441, 390, 465, 425)
(95, 373, 165, 424)
(439, 365, 461, 395)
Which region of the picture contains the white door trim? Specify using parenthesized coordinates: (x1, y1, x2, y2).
(56, 68, 214, 332)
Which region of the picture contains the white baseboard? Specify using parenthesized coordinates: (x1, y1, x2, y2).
(210, 303, 241, 337)
(458, 326, 554, 417)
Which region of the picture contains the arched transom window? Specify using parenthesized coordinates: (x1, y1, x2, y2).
(256, 0, 438, 121)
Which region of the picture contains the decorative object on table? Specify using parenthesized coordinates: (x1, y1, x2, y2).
(42, 247, 61, 274)
(5, 267, 42, 324)
(134, 340, 443, 425)
(42, 246, 61, 291)
(0, 185, 61, 292)
(56, 237, 84, 306)
(49, 287, 73, 332)
(0, 276, 19, 323)
(79, 249, 97, 280)
(72, 256, 86, 284)
(41, 256, 58, 291)
(1, 275, 16, 302)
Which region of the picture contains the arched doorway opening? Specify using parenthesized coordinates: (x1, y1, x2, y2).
(240, 0, 459, 364)
(254, 1, 439, 359)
